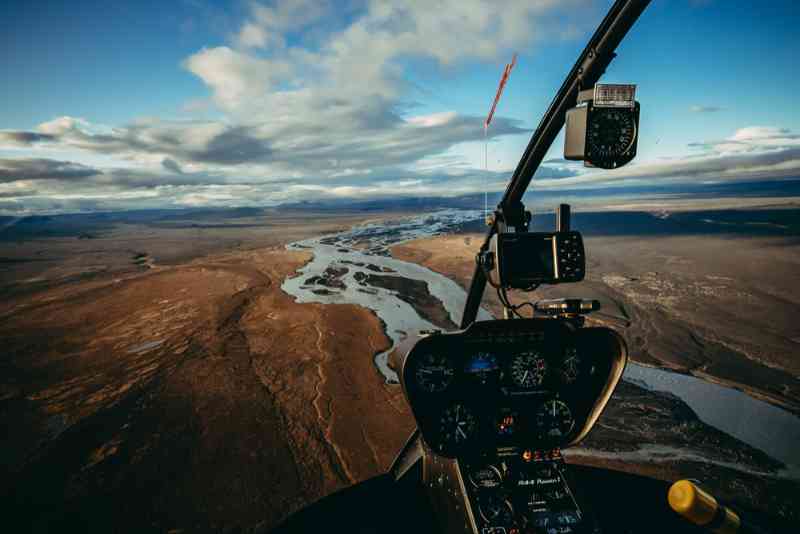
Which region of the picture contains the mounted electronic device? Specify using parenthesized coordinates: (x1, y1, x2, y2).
(564, 83, 640, 169)
(481, 204, 585, 291)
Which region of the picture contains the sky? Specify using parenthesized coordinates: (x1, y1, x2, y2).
(1, 0, 799, 214)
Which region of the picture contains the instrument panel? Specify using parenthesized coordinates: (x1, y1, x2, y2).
(400, 319, 627, 458)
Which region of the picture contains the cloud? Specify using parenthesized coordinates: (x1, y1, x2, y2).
(236, 22, 269, 49)
(0, 188, 38, 198)
(1, 110, 525, 177)
(11, 1, 795, 214)
(162, 158, 184, 174)
(531, 125, 800, 189)
(534, 164, 581, 180)
(4, 1, 592, 213)
(689, 105, 723, 113)
(0, 131, 58, 146)
(0, 158, 101, 183)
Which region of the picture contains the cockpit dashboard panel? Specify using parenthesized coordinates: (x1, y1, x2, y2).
(399, 319, 627, 458)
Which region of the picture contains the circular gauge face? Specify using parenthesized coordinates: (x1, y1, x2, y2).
(464, 353, 500, 385)
(509, 351, 548, 389)
(535, 399, 575, 440)
(438, 403, 478, 450)
(477, 494, 514, 526)
(559, 347, 581, 384)
(587, 108, 637, 159)
(468, 464, 503, 489)
(414, 353, 455, 393)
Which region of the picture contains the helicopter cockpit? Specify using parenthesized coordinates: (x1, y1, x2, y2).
(399, 317, 626, 533)
(273, 1, 789, 533)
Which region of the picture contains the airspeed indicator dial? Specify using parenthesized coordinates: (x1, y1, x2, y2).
(509, 351, 547, 389)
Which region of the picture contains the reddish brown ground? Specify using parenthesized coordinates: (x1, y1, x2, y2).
(1, 243, 414, 532)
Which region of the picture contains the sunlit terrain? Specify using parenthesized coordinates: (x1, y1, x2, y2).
(2, 189, 799, 530)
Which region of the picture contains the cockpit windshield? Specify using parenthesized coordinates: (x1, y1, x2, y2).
(1, 1, 798, 532)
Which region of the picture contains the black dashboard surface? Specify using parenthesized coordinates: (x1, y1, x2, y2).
(400, 319, 627, 458)
(272, 463, 787, 534)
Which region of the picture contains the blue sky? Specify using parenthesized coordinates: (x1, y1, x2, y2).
(1, 0, 799, 214)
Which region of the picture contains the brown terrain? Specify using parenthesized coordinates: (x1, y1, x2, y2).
(4, 206, 800, 530)
(1, 213, 414, 533)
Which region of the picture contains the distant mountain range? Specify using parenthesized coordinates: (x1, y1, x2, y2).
(2, 178, 799, 242)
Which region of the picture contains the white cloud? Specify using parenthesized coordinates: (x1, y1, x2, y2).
(236, 22, 270, 49)
(3, 1, 594, 214)
(183, 47, 291, 112)
(6, 1, 797, 214)
(531, 125, 800, 189)
(689, 105, 723, 113)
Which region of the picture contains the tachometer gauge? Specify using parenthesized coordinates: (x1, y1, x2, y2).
(438, 403, 478, 449)
(477, 495, 514, 526)
(414, 353, 455, 393)
(464, 353, 500, 386)
(509, 351, 547, 389)
(559, 347, 581, 384)
(535, 399, 575, 439)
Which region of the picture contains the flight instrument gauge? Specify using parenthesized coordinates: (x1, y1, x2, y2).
(464, 353, 500, 386)
(468, 464, 503, 489)
(509, 351, 547, 389)
(535, 399, 575, 439)
(586, 107, 637, 162)
(559, 347, 581, 384)
(438, 403, 478, 450)
(414, 353, 455, 393)
(477, 495, 514, 526)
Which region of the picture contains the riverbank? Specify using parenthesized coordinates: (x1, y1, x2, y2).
(0, 212, 415, 532)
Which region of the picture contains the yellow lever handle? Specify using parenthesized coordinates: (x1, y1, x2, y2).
(668, 480, 740, 534)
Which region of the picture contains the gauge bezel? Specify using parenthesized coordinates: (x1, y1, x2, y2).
(477, 494, 514, 525)
(534, 398, 576, 442)
(412, 352, 456, 393)
(463, 352, 502, 386)
(508, 350, 548, 389)
(558, 345, 583, 385)
(467, 464, 504, 490)
(586, 106, 638, 158)
(435, 402, 480, 454)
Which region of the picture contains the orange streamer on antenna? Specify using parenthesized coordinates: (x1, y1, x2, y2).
(484, 53, 517, 132)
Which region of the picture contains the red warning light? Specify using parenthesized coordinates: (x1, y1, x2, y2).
(522, 449, 533, 462)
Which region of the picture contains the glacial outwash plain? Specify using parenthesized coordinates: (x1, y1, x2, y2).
(2, 198, 800, 531)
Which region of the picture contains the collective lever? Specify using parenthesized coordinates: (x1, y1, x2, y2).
(668, 479, 768, 534)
